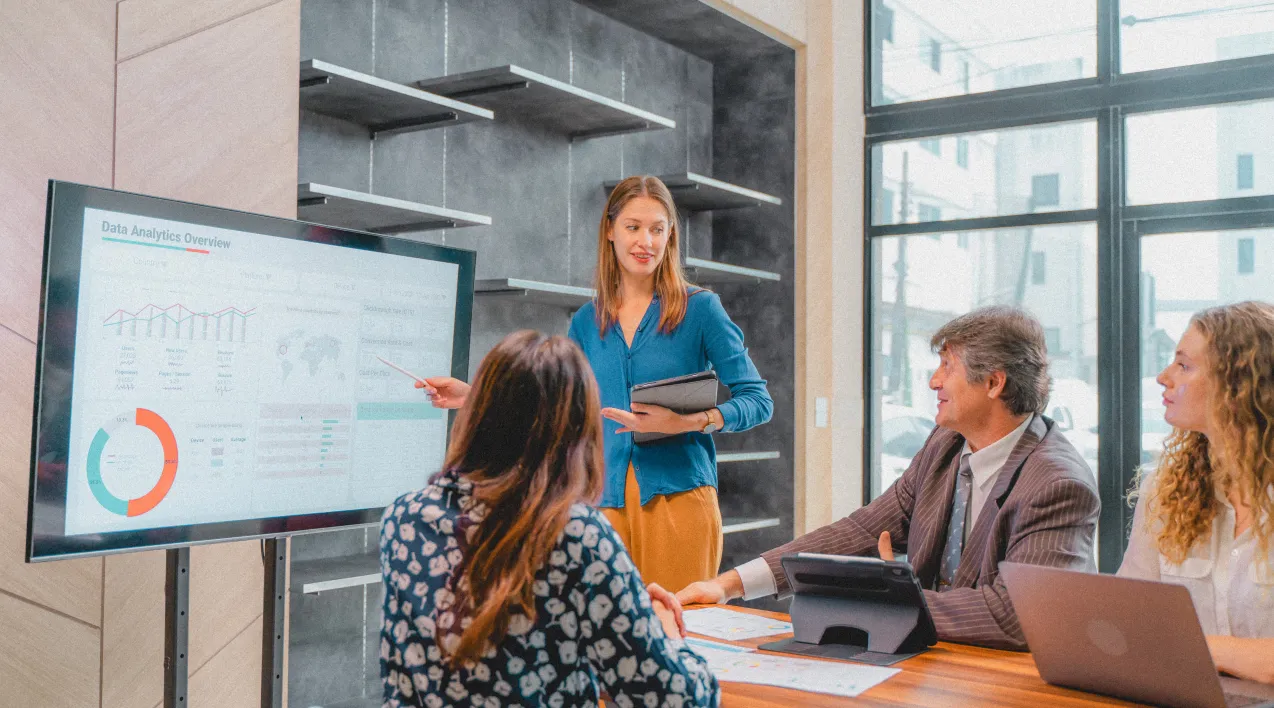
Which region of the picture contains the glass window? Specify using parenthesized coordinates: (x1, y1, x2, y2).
(873, 121, 1096, 225)
(870, 224, 1098, 497)
(1045, 326, 1062, 353)
(878, 4, 896, 43)
(1031, 173, 1061, 207)
(920, 138, 942, 156)
(1140, 229, 1274, 465)
(1238, 153, 1255, 190)
(1239, 237, 1256, 274)
(1031, 251, 1047, 284)
(871, 0, 1096, 104)
(918, 204, 942, 221)
(1120, 1, 1274, 74)
(880, 188, 897, 225)
(1127, 99, 1274, 204)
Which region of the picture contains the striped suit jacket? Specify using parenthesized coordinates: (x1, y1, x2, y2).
(761, 414, 1099, 650)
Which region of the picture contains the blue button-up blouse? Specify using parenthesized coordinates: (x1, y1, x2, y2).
(567, 289, 773, 508)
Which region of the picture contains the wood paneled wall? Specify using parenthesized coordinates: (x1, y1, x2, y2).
(0, 1, 298, 706)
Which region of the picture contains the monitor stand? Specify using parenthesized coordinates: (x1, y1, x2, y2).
(161, 538, 287, 708)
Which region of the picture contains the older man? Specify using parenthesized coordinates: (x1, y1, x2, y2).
(678, 306, 1099, 650)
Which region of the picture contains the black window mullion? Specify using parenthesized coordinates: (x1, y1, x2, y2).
(1097, 0, 1120, 81)
(863, 134, 883, 503)
(1096, 105, 1139, 573)
(866, 55, 1274, 141)
(870, 209, 1098, 238)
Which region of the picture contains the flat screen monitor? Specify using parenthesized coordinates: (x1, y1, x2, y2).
(27, 181, 475, 561)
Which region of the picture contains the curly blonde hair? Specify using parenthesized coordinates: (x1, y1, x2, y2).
(1145, 301, 1274, 565)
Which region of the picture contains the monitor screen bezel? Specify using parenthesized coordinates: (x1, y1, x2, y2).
(26, 180, 476, 562)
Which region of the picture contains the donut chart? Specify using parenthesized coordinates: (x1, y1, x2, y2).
(86, 408, 179, 516)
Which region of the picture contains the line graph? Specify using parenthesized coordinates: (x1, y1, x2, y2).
(103, 303, 258, 342)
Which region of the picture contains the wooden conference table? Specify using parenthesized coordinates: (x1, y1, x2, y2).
(693, 604, 1269, 707)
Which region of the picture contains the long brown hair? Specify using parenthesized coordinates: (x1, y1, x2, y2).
(438, 330, 604, 665)
(594, 175, 693, 334)
(1145, 301, 1274, 565)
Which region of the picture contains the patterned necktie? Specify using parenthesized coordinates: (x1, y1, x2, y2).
(938, 454, 974, 591)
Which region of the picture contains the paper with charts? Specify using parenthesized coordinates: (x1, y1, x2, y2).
(685, 638, 899, 698)
(684, 606, 793, 640)
(62, 207, 459, 536)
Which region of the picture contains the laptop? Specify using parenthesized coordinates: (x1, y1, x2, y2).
(1000, 563, 1274, 708)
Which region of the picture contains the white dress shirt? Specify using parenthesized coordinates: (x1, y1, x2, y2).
(737, 416, 1033, 600)
(1118, 472, 1274, 638)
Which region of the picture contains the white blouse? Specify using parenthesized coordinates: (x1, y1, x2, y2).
(1118, 473, 1274, 638)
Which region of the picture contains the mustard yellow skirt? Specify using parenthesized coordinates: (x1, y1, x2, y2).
(601, 464, 723, 592)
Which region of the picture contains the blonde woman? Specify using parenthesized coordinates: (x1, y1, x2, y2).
(1119, 301, 1274, 685)
(420, 175, 773, 592)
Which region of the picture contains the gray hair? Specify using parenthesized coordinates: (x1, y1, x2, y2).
(930, 306, 1051, 416)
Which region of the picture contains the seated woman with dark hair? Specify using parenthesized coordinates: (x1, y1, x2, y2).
(379, 330, 719, 707)
(1119, 301, 1274, 685)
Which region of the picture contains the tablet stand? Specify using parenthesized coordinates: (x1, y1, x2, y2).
(759, 593, 932, 665)
(757, 554, 936, 665)
(788, 592, 931, 654)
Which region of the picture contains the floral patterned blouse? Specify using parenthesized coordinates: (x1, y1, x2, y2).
(379, 470, 719, 707)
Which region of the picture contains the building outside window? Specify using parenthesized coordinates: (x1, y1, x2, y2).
(1239, 237, 1256, 274)
(1031, 173, 1060, 208)
(1238, 153, 1254, 190)
(868, 0, 1274, 570)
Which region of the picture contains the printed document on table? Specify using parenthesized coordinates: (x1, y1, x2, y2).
(684, 607, 793, 640)
(685, 638, 899, 698)
(685, 637, 755, 664)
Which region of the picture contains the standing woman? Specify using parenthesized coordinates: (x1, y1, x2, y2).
(422, 175, 773, 591)
(1119, 301, 1274, 685)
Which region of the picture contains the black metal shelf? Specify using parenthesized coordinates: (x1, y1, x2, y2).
(474, 278, 596, 308)
(416, 65, 675, 141)
(606, 172, 782, 211)
(300, 59, 493, 137)
(297, 183, 491, 233)
(685, 257, 781, 284)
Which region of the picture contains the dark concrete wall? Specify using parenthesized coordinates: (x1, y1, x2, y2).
(292, 1, 794, 703)
(711, 49, 797, 602)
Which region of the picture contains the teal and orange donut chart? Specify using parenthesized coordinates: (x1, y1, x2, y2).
(86, 408, 179, 516)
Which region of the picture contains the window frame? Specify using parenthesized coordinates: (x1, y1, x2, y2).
(863, 0, 1274, 572)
